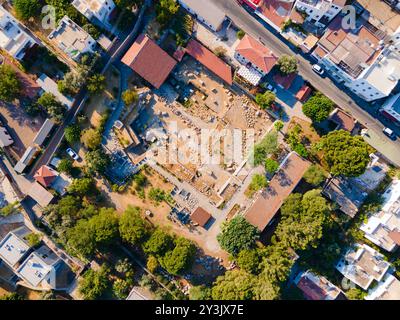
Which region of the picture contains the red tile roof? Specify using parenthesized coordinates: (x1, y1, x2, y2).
(235, 34, 278, 74)
(191, 207, 212, 227)
(297, 275, 330, 300)
(185, 39, 233, 85)
(34, 165, 57, 187)
(295, 84, 312, 102)
(257, 0, 294, 29)
(121, 34, 177, 89)
(244, 152, 310, 231)
(273, 72, 297, 90)
(330, 109, 357, 132)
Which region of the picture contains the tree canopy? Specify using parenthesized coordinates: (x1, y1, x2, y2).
(37, 93, 66, 123)
(274, 190, 331, 250)
(79, 265, 110, 300)
(318, 130, 370, 177)
(65, 124, 82, 144)
(211, 270, 255, 300)
(251, 131, 278, 166)
(255, 91, 276, 110)
(14, 0, 41, 20)
(143, 229, 174, 256)
(277, 55, 298, 75)
(81, 128, 102, 150)
(85, 148, 110, 174)
(302, 93, 334, 122)
(119, 206, 151, 246)
(156, 0, 180, 26)
(0, 65, 21, 102)
(217, 216, 259, 256)
(160, 237, 196, 275)
(303, 164, 326, 186)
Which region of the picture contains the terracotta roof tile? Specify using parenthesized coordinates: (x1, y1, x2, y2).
(244, 152, 310, 231)
(121, 34, 177, 89)
(33, 165, 57, 187)
(235, 34, 278, 73)
(191, 207, 212, 227)
(185, 39, 233, 85)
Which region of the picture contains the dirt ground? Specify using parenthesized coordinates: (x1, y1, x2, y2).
(84, 67, 120, 127)
(0, 102, 44, 158)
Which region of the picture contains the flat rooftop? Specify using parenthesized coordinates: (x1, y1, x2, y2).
(0, 228, 30, 267)
(17, 251, 52, 287)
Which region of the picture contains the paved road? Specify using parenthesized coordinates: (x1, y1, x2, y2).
(213, 0, 400, 166)
(28, 0, 152, 177)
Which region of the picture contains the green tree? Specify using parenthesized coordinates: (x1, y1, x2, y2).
(57, 158, 73, 175)
(68, 177, 97, 197)
(26, 233, 41, 247)
(255, 91, 276, 110)
(89, 208, 119, 246)
(252, 131, 278, 166)
(211, 270, 255, 300)
(85, 148, 110, 174)
(146, 255, 159, 273)
(252, 274, 280, 300)
(81, 128, 102, 150)
(274, 120, 284, 131)
(265, 158, 279, 174)
(14, 0, 41, 20)
(277, 55, 298, 75)
(160, 237, 196, 275)
(217, 216, 259, 256)
(346, 288, 367, 300)
(87, 74, 106, 94)
(122, 89, 139, 106)
(64, 124, 82, 144)
(156, 0, 180, 26)
(37, 93, 66, 122)
(148, 187, 167, 205)
(237, 249, 260, 274)
(67, 219, 96, 257)
(119, 206, 151, 245)
(0, 292, 24, 300)
(303, 164, 326, 186)
(0, 201, 19, 216)
(237, 30, 245, 39)
(189, 285, 212, 300)
(143, 229, 174, 256)
(302, 93, 334, 122)
(115, 258, 134, 275)
(318, 130, 370, 177)
(0, 65, 21, 102)
(247, 174, 268, 197)
(258, 244, 295, 283)
(275, 190, 330, 251)
(113, 278, 132, 299)
(79, 265, 110, 300)
(83, 24, 101, 40)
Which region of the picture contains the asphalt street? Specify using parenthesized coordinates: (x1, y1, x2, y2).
(213, 0, 400, 165)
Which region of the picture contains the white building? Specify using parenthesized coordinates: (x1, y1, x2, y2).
(72, 0, 115, 28)
(336, 243, 391, 290)
(365, 273, 400, 300)
(0, 7, 36, 60)
(360, 180, 400, 252)
(48, 16, 96, 61)
(294, 0, 345, 28)
(312, 16, 400, 102)
(177, 0, 226, 31)
(381, 92, 400, 124)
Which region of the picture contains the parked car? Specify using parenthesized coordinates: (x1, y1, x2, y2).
(266, 84, 278, 94)
(66, 148, 80, 161)
(383, 127, 396, 140)
(312, 64, 325, 76)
